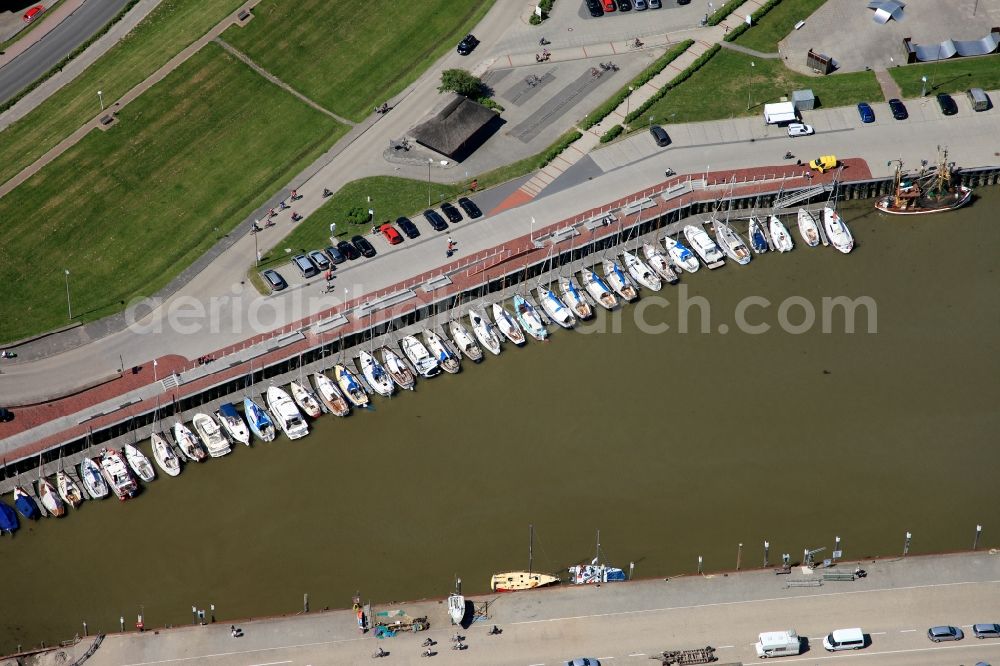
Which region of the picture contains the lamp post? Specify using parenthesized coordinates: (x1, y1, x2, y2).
(920, 76, 927, 97)
(625, 85, 634, 123)
(64, 269, 72, 320)
(747, 61, 755, 111)
(98, 90, 104, 112)
(427, 158, 434, 206)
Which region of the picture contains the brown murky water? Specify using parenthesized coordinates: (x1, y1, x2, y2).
(3, 192, 999, 651)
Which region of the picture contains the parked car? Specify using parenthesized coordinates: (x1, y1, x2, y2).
(564, 659, 600, 666)
(324, 245, 345, 264)
(600, 0, 616, 10)
(809, 155, 838, 173)
(440, 202, 463, 223)
(337, 239, 360, 260)
(458, 197, 482, 219)
(423, 209, 448, 231)
(0, 407, 13, 423)
(787, 123, 814, 137)
(616, 0, 632, 10)
(936, 92, 958, 115)
(648, 0, 662, 7)
(308, 250, 331, 271)
(888, 98, 908, 120)
(262, 269, 287, 291)
(352, 234, 377, 258)
(457, 34, 479, 56)
(396, 216, 420, 239)
(927, 626, 963, 642)
(292, 254, 319, 278)
(634, 0, 647, 8)
(649, 125, 670, 147)
(23, 5, 44, 23)
(857, 102, 875, 123)
(585, 0, 604, 16)
(380, 223, 403, 245)
(974, 624, 1000, 639)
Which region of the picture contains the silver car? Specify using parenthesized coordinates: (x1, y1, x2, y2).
(974, 623, 1000, 639)
(927, 625, 963, 642)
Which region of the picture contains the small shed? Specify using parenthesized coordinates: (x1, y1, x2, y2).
(410, 94, 502, 162)
(791, 89, 815, 111)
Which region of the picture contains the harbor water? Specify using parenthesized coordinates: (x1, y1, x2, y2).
(2, 192, 999, 652)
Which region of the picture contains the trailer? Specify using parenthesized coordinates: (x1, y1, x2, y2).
(649, 646, 717, 664)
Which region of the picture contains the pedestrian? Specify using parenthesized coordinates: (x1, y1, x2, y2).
(231, 625, 237, 637)
(290, 189, 298, 200)
(268, 207, 277, 218)
(325, 270, 333, 282)
(279, 201, 289, 211)
(447, 236, 454, 246)
(470, 179, 478, 191)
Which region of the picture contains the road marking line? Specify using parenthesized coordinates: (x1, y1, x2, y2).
(871, 631, 888, 635)
(716, 644, 735, 648)
(628, 653, 645, 656)
(900, 629, 917, 632)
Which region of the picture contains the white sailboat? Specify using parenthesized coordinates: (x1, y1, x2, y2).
(491, 302, 526, 346)
(216, 403, 251, 445)
(558, 276, 593, 320)
(150, 432, 182, 477)
(768, 215, 794, 252)
(290, 380, 323, 418)
(400, 335, 442, 377)
(536, 285, 575, 328)
(797, 208, 820, 247)
(313, 370, 351, 414)
(37, 477, 66, 517)
(78, 457, 109, 499)
(173, 422, 208, 462)
(602, 259, 638, 302)
(192, 413, 231, 457)
(55, 470, 84, 508)
(468, 308, 502, 355)
(424, 329, 461, 373)
(713, 219, 752, 265)
(124, 443, 156, 482)
(513, 295, 548, 340)
(447, 319, 484, 362)
(333, 363, 371, 407)
(358, 350, 395, 397)
(266, 385, 309, 440)
(663, 236, 700, 273)
(378, 347, 416, 391)
(683, 224, 724, 265)
(642, 242, 679, 283)
(568, 529, 627, 585)
(621, 249, 662, 291)
(580, 268, 618, 310)
(823, 206, 854, 253)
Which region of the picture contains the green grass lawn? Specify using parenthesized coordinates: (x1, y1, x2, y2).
(0, 0, 248, 186)
(0, 44, 344, 343)
(222, 0, 494, 122)
(642, 48, 882, 125)
(889, 54, 1000, 98)
(734, 0, 827, 53)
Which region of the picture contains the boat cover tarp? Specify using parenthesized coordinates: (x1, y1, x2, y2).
(0, 501, 18, 532)
(909, 32, 1000, 62)
(219, 403, 238, 418)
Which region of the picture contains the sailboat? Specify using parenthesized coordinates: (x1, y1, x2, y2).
(568, 529, 627, 584)
(243, 396, 277, 441)
(37, 476, 66, 517)
(536, 285, 575, 329)
(78, 457, 109, 499)
(513, 295, 548, 341)
(447, 320, 484, 362)
(173, 422, 208, 462)
(334, 363, 370, 407)
(642, 242, 679, 284)
(468, 308, 502, 355)
(192, 413, 231, 457)
(747, 217, 769, 254)
(621, 249, 662, 291)
(424, 329, 461, 373)
(558, 276, 593, 320)
(13, 485, 40, 519)
(663, 236, 700, 273)
(150, 432, 182, 477)
(0, 501, 18, 535)
(99, 448, 139, 501)
(359, 350, 395, 396)
(713, 219, 751, 265)
(491, 303, 525, 346)
(378, 347, 416, 391)
(56, 470, 84, 508)
(797, 208, 820, 247)
(216, 403, 251, 445)
(266, 385, 310, 440)
(823, 206, 854, 253)
(290, 380, 323, 418)
(313, 371, 351, 415)
(400, 335, 442, 377)
(602, 259, 638, 302)
(124, 443, 156, 482)
(580, 268, 618, 310)
(683, 224, 724, 265)
(768, 215, 794, 252)
(491, 524, 560, 592)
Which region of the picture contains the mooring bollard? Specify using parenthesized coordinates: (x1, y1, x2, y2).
(303, 593, 309, 613)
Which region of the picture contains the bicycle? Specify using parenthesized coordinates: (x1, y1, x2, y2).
(372, 647, 387, 658)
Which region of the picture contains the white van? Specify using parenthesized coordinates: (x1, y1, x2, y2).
(823, 627, 866, 651)
(755, 630, 802, 657)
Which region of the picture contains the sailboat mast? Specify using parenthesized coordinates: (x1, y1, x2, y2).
(528, 523, 534, 575)
(595, 528, 601, 565)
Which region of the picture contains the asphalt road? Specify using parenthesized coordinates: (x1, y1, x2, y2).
(0, 0, 132, 104)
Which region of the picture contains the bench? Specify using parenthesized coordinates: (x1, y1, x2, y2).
(822, 572, 856, 582)
(785, 579, 823, 588)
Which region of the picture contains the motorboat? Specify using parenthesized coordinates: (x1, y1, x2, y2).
(558, 276, 593, 320)
(124, 443, 156, 482)
(601, 259, 638, 302)
(642, 242, 678, 284)
(378, 347, 416, 391)
(150, 432, 182, 477)
(823, 206, 854, 254)
(621, 249, 662, 291)
(568, 530, 626, 584)
(334, 363, 371, 407)
(580, 268, 618, 310)
(243, 397, 277, 441)
(513, 295, 548, 341)
(173, 421, 208, 462)
(216, 403, 251, 446)
(400, 335, 442, 377)
(663, 236, 700, 273)
(448, 593, 466, 625)
(713, 219, 751, 265)
(797, 208, 820, 247)
(192, 413, 231, 458)
(0, 501, 18, 534)
(13, 486, 39, 520)
(99, 448, 139, 501)
(37, 477, 66, 517)
(536, 285, 575, 329)
(56, 471, 84, 508)
(358, 350, 395, 397)
(468, 308, 502, 355)
(683, 224, 724, 264)
(313, 371, 352, 415)
(266, 386, 310, 440)
(78, 458, 109, 499)
(747, 216, 769, 254)
(447, 319, 484, 362)
(768, 215, 794, 252)
(491, 303, 525, 346)
(290, 380, 323, 418)
(424, 329, 461, 373)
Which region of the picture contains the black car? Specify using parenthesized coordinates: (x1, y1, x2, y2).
(457, 197, 482, 219)
(423, 209, 448, 231)
(351, 234, 377, 258)
(888, 98, 908, 120)
(325, 245, 345, 264)
(440, 202, 463, 223)
(337, 239, 360, 260)
(457, 34, 479, 56)
(0, 407, 13, 423)
(262, 269, 287, 292)
(936, 92, 958, 115)
(396, 216, 420, 239)
(616, 0, 632, 9)
(585, 0, 604, 16)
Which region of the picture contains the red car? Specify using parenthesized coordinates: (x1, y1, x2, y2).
(23, 5, 45, 23)
(601, 0, 616, 10)
(379, 223, 403, 245)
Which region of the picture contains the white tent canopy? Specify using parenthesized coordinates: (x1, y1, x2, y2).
(763, 102, 797, 125)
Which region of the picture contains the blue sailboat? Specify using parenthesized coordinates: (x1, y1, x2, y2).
(13, 486, 40, 520)
(243, 397, 276, 442)
(748, 217, 769, 254)
(0, 500, 19, 534)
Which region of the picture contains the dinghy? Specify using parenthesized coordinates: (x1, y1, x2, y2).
(448, 320, 484, 362)
(56, 471, 84, 508)
(312, 371, 351, 415)
(768, 215, 794, 252)
(37, 477, 66, 517)
(0, 501, 18, 534)
(621, 250, 662, 291)
(823, 206, 854, 253)
(601, 259, 639, 302)
(713, 219, 751, 265)
(513, 295, 548, 340)
(358, 350, 395, 397)
(289, 380, 323, 418)
(243, 397, 277, 441)
(378, 347, 416, 391)
(424, 329, 461, 373)
(491, 303, 526, 346)
(216, 403, 250, 446)
(467, 308, 502, 356)
(558, 276, 593, 320)
(151, 432, 182, 477)
(192, 413, 231, 458)
(124, 443, 156, 482)
(99, 448, 139, 501)
(266, 386, 309, 440)
(173, 422, 208, 462)
(580, 268, 618, 310)
(663, 236, 700, 273)
(642, 243, 679, 284)
(401, 335, 442, 377)
(78, 458, 109, 499)
(13, 486, 40, 519)
(448, 593, 466, 626)
(536, 286, 575, 329)
(747, 217, 769, 254)
(797, 208, 820, 247)
(683, 224, 724, 265)
(334, 363, 371, 407)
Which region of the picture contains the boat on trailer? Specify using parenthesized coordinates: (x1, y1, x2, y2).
(468, 308, 503, 355)
(448, 593, 466, 626)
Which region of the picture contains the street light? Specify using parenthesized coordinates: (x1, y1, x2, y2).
(427, 158, 433, 206)
(921, 76, 927, 97)
(64, 269, 72, 320)
(625, 85, 634, 123)
(747, 61, 755, 111)
(98, 90, 104, 112)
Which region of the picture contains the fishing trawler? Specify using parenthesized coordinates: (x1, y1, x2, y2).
(875, 152, 972, 215)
